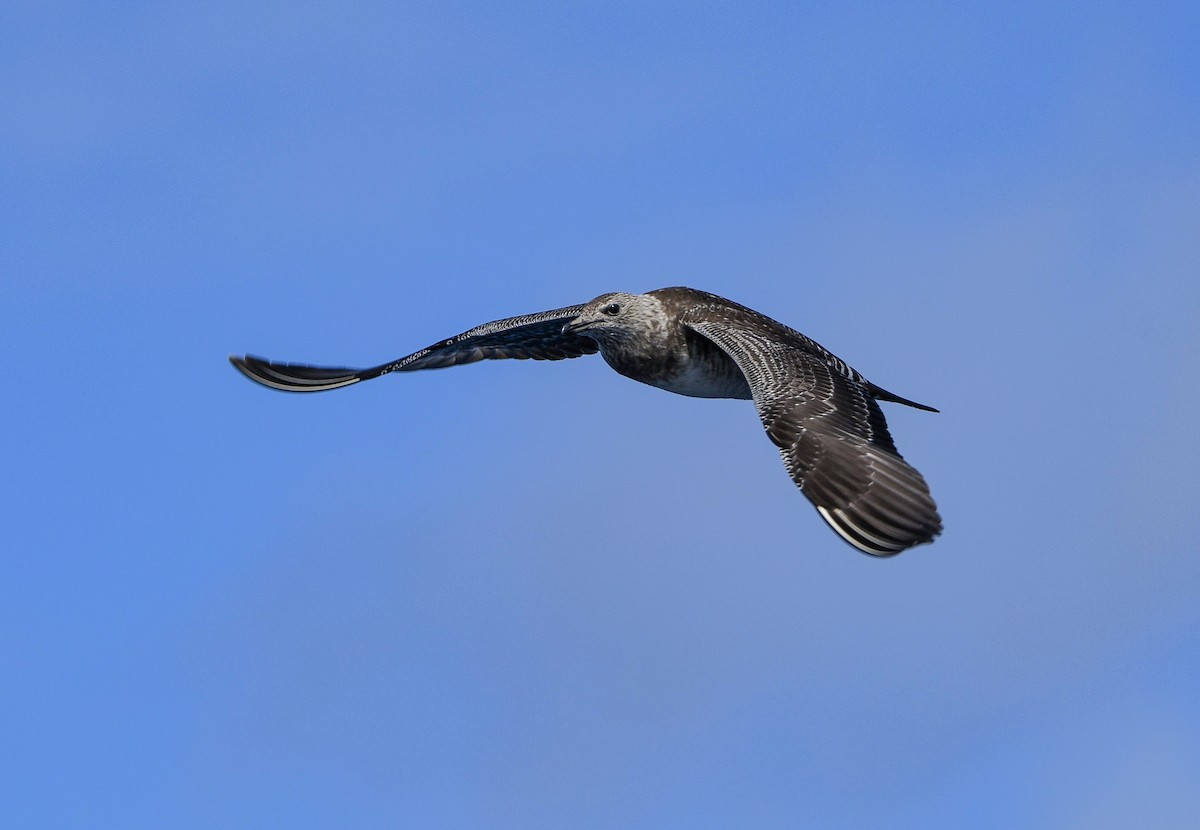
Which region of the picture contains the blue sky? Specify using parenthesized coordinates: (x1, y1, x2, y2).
(3, 2, 1199, 827)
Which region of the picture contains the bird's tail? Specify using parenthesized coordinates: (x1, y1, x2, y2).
(867, 383, 939, 413)
(229, 355, 387, 392)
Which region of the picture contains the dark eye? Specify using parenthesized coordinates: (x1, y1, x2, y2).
(602, 303, 621, 316)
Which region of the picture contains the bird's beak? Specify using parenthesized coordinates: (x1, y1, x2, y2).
(562, 317, 588, 335)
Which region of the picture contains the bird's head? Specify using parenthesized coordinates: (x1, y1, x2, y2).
(561, 292, 667, 350)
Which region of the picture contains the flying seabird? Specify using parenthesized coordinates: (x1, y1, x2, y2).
(231, 287, 941, 555)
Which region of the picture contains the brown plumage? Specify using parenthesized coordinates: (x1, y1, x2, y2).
(231, 287, 941, 555)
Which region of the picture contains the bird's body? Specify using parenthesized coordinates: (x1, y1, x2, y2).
(581, 289, 754, 399)
(231, 287, 942, 555)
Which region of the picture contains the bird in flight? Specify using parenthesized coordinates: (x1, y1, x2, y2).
(231, 287, 941, 555)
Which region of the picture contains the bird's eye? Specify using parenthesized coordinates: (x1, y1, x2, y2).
(602, 303, 621, 316)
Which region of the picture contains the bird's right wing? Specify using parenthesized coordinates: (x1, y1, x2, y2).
(230, 303, 598, 392)
(684, 315, 941, 556)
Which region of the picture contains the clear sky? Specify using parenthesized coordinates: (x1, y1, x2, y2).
(3, 2, 1199, 827)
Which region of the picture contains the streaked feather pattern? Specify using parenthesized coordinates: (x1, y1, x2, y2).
(232, 287, 940, 555)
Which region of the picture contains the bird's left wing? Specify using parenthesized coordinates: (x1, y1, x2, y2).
(684, 315, 941, 556)
(230, 304, 598, 392)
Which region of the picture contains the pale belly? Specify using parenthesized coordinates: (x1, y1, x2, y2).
(604, 348, 753, 400)
(651, 359, 752, 399)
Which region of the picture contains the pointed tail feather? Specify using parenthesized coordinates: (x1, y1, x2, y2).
(866, 382, 940, 413)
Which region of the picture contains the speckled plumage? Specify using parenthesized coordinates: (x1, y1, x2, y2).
(230, 286, 941, 555)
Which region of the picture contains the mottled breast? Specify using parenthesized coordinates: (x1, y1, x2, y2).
(603, 327, 752, 400)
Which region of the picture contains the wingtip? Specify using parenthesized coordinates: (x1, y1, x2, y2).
(227, 353, 367, 392)
(228, 354, 256, 381)
(817, 503, 942, 557)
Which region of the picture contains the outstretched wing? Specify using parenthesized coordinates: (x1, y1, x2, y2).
(684, 315, 941, 556)
(230, 304, 598, 392)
